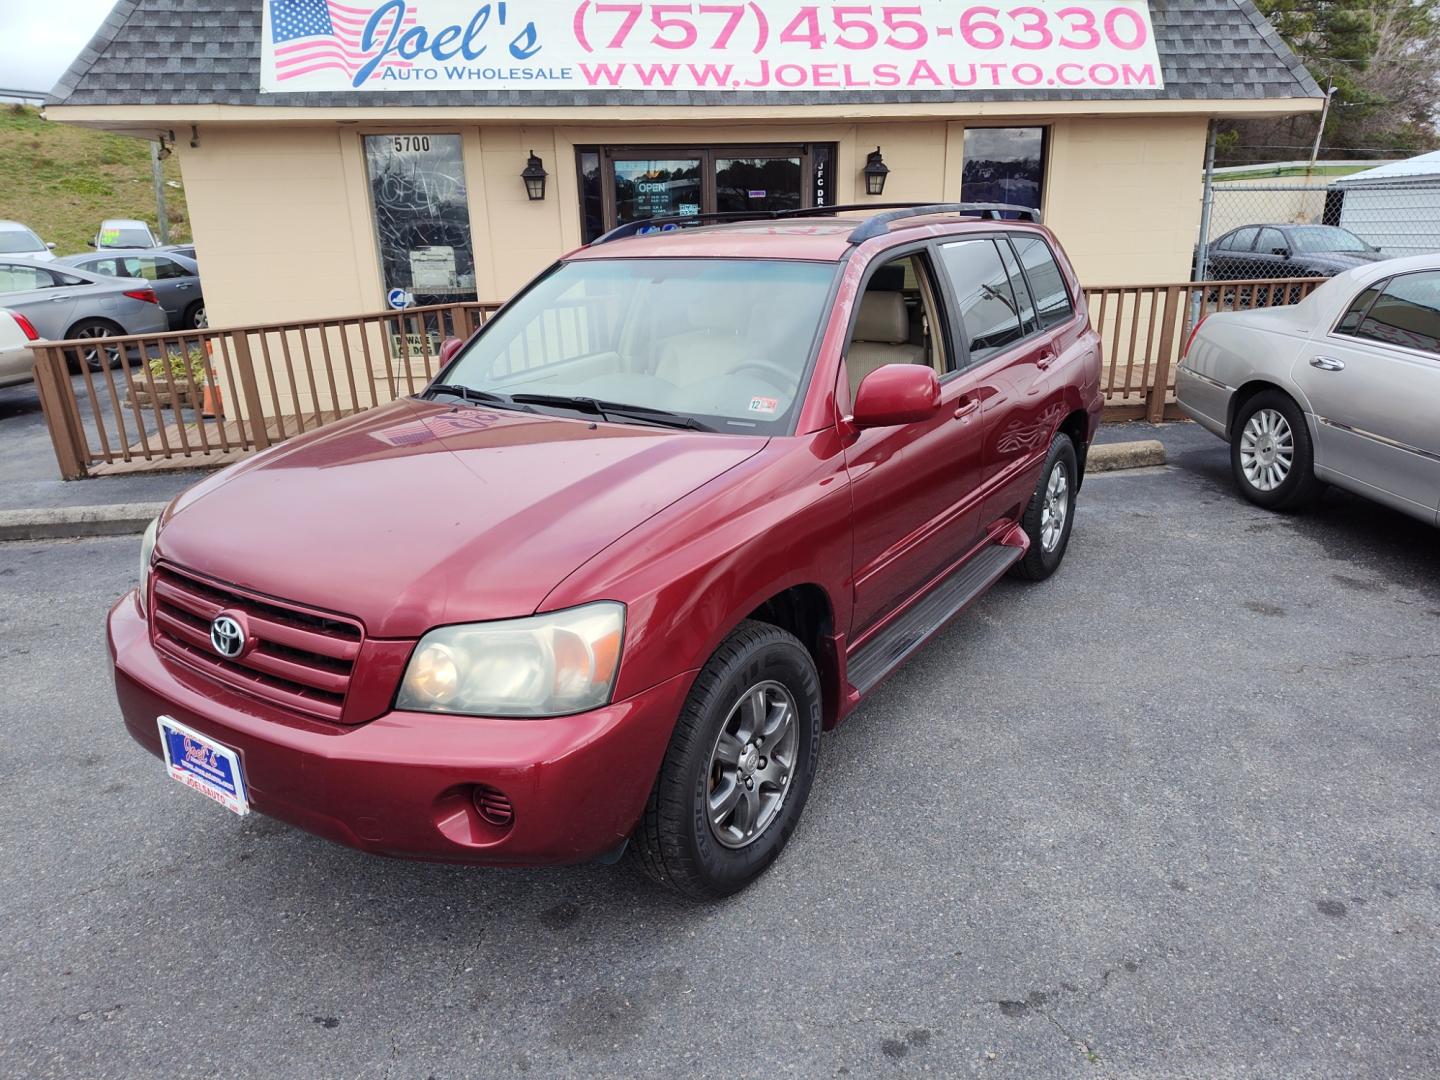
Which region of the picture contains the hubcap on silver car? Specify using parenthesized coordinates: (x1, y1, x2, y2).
(1041, 462, 1069, 552)
(705, 680, 797, 849)
(1240, 408, 1293, 492)
(74, 324, 117, 368)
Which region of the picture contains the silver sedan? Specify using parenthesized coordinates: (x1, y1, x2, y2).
(1177, 254, 1440, 527)
(0, 257, 169, 370)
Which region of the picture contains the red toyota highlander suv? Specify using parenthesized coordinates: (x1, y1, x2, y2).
(109, 203, 1102, 898)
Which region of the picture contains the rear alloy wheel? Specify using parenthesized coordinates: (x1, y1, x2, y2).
(1011, 433, 1079, 582)
(1229, 390, 1325, 511)
(630, 620, 821, 899)
(68, 319, 123, 372)
(186, 301, 207, 330)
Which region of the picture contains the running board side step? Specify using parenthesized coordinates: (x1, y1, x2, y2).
(846, 532, 1026, 696)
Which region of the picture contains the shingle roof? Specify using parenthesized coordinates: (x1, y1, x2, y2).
(49, 0, 1321, 108)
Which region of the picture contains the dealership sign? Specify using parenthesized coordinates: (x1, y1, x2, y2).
(262, 0, 1164, 93)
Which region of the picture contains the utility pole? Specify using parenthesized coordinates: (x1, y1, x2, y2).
(150, 140, 170, 244)
(1307, 77, 1337, 174)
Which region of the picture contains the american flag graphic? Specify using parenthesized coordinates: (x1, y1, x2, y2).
(269, 0, 418, 83)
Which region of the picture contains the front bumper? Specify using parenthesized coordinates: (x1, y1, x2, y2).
(108, 593, 693, 865)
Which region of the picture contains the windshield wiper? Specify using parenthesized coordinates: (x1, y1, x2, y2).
(424, 383, 527, 410)
(508, 393, 714, 432)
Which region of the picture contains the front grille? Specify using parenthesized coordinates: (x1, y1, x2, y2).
(150, 563, 364, 723)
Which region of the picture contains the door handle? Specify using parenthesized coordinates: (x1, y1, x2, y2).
(175, 283, 192, 290)
(51, 295, 69, 302)
(1035, 350, 1057, 371)
(953, 396, 980, 420)
(1310, 356, 1346, 372)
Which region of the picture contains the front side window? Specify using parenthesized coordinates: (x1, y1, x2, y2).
(844, 253, 949, 396)
(1257, 228, 1287, 256)
(1340, 272, 1440, 355)
(937, 239, 1026, 364)
(364, 134, 477, 306)
(1010, 236, 1074, 330)
(961, 128, 1045, 213)
(443, 258, 836, 433)
(0, 228, 45, 254)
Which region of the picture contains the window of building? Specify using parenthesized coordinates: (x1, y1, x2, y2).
(363, 134, 477, 306)
(961, 128, 1046, 213)
(577, 148, 604, 244)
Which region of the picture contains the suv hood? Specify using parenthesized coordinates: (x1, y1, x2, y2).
(158, 399, 766, 637)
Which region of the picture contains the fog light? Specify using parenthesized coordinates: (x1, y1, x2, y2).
(472, 784, 514, 827)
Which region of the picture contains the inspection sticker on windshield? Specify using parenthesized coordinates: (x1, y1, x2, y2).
(748, 396, 779, 415)
(157, 716, 249, 816)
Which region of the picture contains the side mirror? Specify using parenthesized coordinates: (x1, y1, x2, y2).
(46, 242, 56, 250)
(438, 336, 465, 366)
(851, 364, 940, 429)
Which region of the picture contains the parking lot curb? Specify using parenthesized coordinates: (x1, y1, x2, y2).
(1088, 439, 1167, 473)
(0, 503, 167, 542)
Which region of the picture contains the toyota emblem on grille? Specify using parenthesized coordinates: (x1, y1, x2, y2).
(210, 613, 246, 658)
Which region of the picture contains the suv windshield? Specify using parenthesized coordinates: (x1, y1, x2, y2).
(440, 258, 836, 432)
(0, 228, 45, 254)
(1288, 226, 1372, 254)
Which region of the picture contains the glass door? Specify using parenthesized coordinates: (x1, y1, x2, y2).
(714, 152, 802, 214)
(611, 157, 704, 226)
(587, 145, 835, 239)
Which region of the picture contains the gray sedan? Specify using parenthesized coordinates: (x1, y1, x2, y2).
(1177, 253, 1440, 527)
(58, 250, 205, 330)
(0, 258, 169, 371)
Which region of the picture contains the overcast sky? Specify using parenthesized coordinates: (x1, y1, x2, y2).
(0, 0, 119, 95)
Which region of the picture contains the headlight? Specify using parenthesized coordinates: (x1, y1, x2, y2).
(138, 517, 158, 615)
(398, 602, 625, 717)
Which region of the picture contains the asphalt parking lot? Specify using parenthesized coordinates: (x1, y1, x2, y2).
(2, 433, 1437, 1078)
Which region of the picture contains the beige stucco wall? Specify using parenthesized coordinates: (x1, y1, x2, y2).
(173, 112, 1209, 330)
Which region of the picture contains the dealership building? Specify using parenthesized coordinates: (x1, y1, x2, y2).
(47, 0, 1320, 328)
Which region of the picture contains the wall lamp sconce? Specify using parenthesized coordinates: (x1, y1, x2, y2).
(863, 146, 889, 196)
(522, 151, 548, 201)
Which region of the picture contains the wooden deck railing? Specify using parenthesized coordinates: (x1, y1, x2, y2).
(1081, 277, 1323, 422)
(32, 277, 1324, 479)
(32, 301, 502, 480)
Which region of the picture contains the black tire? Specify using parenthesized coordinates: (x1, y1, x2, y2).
(184, 300, 207, 330)
(1010, 433, 1079, 582)
(1229, 390, 1326, 511)
(629, 620, 822, 900)
(66, 318, 124, 372)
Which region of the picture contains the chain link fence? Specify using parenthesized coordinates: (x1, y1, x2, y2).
(1195, 178, 1440, 282)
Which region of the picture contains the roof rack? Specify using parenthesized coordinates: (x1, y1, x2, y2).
(589, 201, 1041, 247)
(845, 202, 1041, 241)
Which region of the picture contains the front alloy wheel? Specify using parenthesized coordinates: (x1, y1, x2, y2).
(706, 681, 798, 849)
(630, 620, 822, 899)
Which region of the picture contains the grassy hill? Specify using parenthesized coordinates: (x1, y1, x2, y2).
(0, 104, 190, 256)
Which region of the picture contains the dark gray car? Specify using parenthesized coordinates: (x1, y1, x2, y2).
(0, 258, 169, 370)
(59, 250, 205, 330)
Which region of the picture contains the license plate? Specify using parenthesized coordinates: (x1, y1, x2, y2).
(157, 716, 249, 816)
